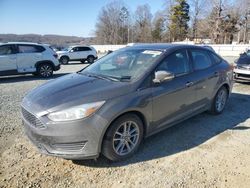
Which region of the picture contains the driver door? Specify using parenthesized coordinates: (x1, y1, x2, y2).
(70, 47, 80, 60)
(151, 49, 197, 130)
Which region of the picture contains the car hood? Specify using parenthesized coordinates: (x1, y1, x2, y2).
(56, 51, 68, 54)
(237, 64, 250, 69)
(22, 73, 134, 114)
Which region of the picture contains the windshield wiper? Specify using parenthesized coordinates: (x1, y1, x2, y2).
(78, 72, 131, 82)
(104, 75, 131, 82)
(82, 73, 119, 81)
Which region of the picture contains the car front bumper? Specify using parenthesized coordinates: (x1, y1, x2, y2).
(21, 107, 108, 160)
(234, 68, 250, 81)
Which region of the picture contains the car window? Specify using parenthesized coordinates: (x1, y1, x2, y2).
(191, 49, 212, 70)
(156, 50, 190, 75)
(209, 52, 222, 64)
(18, 45, 44, 53)
(78, 47, 91, 51)
(71, 47, 79, 52)
(0, 45, 15, 55)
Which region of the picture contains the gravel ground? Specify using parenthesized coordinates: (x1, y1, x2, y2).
(0, 61, 250, 188)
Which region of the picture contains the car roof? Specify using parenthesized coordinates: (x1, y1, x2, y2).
(125, 43, 204, 51)
(70, 45, 91, 48)
(1, 42, 47, 46)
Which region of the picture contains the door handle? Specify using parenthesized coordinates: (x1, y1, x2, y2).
(214, 71, 219, 77)
(186, 81, 194, 87)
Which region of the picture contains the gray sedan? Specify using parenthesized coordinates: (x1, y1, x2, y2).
(21, 44, 233, 161)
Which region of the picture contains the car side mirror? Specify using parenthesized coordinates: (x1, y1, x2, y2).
(69, 49, 74, 53)
(153, 70, 174, 84)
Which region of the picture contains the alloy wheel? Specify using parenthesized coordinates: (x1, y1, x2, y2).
(215, 89, 227, 112)
(40, 65, 53, 77)
(112, 121, 140, 156)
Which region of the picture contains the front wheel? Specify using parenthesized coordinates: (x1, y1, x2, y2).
(102, 114, 143, 161)
(37, 63, 54, 78)
(60, 56, 69, 65)
(87, 56, 95, 64)
(209, 86, 228, 114)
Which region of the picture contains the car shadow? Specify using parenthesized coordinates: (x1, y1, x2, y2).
(73, 92, 250, 167)
(0, 73, 68, 84)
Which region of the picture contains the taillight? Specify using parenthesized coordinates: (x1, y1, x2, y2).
(53, 54, 58, 59)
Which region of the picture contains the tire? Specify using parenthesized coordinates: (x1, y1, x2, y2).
(87, 56, 95, 64)
(102, 114, 144, 161)
(37, 63, 54, 78)
(209, 86, 228, 115)
(60, 56, 69, 65)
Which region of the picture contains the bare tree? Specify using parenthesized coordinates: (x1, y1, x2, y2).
(133, 4, 153, 42)
(189, 0, 207, 39)
(95, 1, 130, 44)
(234, 0, 250, 43)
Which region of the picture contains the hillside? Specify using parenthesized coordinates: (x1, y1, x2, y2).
(0, 34, 95, 47)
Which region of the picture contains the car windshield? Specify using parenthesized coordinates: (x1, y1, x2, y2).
(62, 47, 71, 51)
(80, 49, 163, 81)
(237, 58, 250, 65)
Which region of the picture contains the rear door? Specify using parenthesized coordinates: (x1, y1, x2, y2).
(188, 49, 220, 108)
(0, 44, 17, 72)
(16, 44, 44, 73)
(151, 49, 197, 130)
(80, 47, 92, 59)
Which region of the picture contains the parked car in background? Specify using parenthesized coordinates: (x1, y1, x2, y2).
(234, 54, 250, 81)
(22, 44, 233, 161)
(57, 45, 97, 64)
(239, 48, 250, 57)
(0, 42, 60, 78)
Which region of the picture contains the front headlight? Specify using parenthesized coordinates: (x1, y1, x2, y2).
(47, 101, 105, 122)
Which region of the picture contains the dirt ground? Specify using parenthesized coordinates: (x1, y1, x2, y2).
(0, 63, 250, 188)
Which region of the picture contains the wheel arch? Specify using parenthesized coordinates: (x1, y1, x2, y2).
(87, 55, 95, 58)
(60, 55, 69, 60)
(35, 60, 56, 70)
(221, 83, 230, 95)
(99, 110, 148, 153)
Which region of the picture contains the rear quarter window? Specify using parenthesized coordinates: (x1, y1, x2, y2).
(18, 45, 45, 53)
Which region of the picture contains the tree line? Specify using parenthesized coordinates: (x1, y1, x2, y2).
(95, 0, 250, 44)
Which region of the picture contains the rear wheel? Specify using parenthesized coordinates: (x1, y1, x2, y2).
(102, 114, 143, 161)
(60, 56, 69, 64)
(37, 63, 53, 78)
(209, 86, 228, 114)
(87, 56, 95, 64)
(80, 59, 86, 63)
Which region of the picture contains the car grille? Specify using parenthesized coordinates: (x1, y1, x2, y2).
(50, 141, 87, 151)
(22, 108, 45, 129)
